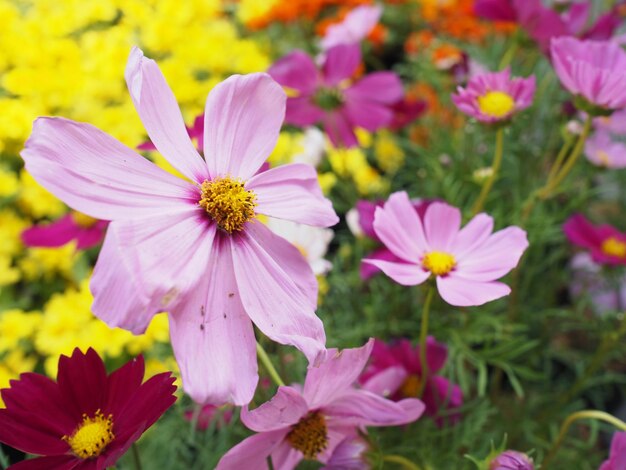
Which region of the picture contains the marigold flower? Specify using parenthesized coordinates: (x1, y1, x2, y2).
(0, 348, 176, 469)
(363, 192, 528, 306)
(563, 214, 626, 266)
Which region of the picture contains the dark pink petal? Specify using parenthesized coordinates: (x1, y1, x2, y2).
(21, 215, 78, 248)
(423, 376, 463, 426)
(436, 277, 511, 307)
(125, 47, 208, 183)
(7, 455, 79, 470)
(105, 356, 145, 417)
(360, 247, 403, 280)
(0, 409, 69, 456)
(241, 386, 308, 432)
(362, 258, 429, 286)
(268, 50, 320, 95)
(204, 74, 286, 181)
(474, 0, 517, 21)
(216, 429, 290, 470)
(74, 221, 108, 250)
(343, 100, 393, 132)
(21, 118, 196, 221)
(345, 72, 403, 105)
(323, 111, 358, 148)
(323, 44, 361, 86)
(57, 348, 107, 417)
(563, 213, 604, 250)
(420, 336, 448, 375)
(285, 97, 325, 126)
(355, 200, 380, 240)
(247, 163, 338, 227)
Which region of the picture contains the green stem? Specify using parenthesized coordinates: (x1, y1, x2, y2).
(132, 443, 143, 470)
(417, 286, 435, 397)
(542, 410, 626, 469)
(545, 135, 574, 187)
(471, 127, 504, 216)
(382, 454, 423, 470)
(256, 341, 285, 387)
(499, 41, 518, 70)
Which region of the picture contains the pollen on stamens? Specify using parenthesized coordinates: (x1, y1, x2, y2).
(286, 411, 329, 460)
(62, 409, 115, 460)
(601, 236, 626, 258)
(422, 251, 457, 276)
(477, 90, 515, 118)
(199, 177, 257, 233)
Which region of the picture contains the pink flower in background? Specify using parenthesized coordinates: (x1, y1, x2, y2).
(569, 253, 626, 315)
(360, 337, 463, 426)
(564, 214, 626, 266)
(584, 131, 626, 169)
(551, 37, 626, 112)
(594, 109, 626, 135)
(363, 192, 528, 306)
(600, 432, 626, 470)
(268, 44, 403, 148)
(320, 5, 383, 50)
(138, 113, 205, 152)
(21, 46, 338, 406)
(184, 405, 233, 431)
(490, 450, 534, 470)
(389, 97, 427, 130)
(22, 212, 108, 250)
(216, 340, 424, 469)
(452, 68, 536, 123)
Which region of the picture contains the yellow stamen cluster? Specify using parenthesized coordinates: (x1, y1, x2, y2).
(286, 411, 328, 459)
(400, 374, 421, 397)
(63, 409, 114, 459)
(422, 251, 457, 276)
(71, 211, 98, 229)
(601, 237, 626, 258)
(199, 177, 257, 233)
(477, 91, 515, 118)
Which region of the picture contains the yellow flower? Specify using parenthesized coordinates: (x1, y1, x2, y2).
(18, 170, 66, 219)
(19, 243, 79, 281)
(0, 256, 20, 286)
(0, 166, 19, 198)
(374, 130, 405, 174)
(0, 209, 27, 257)
(126, 313, 170, 355)
(0, 309, 41, 353)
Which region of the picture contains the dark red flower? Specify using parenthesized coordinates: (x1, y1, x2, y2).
(0, 348, 176, 470)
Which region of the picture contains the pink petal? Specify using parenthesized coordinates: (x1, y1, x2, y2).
(451, 213, 494, 259)
(436, 276, 511, 306)
(361, 258, 430, 286)
(204, 73, 286, 181)
(216, 429, 290, 470)
(21, 118, 196, 221)
(125, 47, 208, 183)
(268, 50, 320, 95)
(323, 44, 361, 86)
(241, 386, 308, 432)
(362, 366, 408, 397)
(21, 215, 79, 248)
(231, 231, 326, 366)
(423, 202, 461, 251)
(323, 111, 358, 148)
(285, 96, 325, 126)
(270, 442, 303, 469)
(168, 234, 257, 406)
(360, 247, 402, 280)
(345, 72, 404, 105)
(247, 163, 338, 227)
(343, 100, 394, 132)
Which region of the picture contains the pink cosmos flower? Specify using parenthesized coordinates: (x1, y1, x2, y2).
(216, 340, 425, 469)
(21, 46, 339, 406)
(452, 68, 536, 123)
(360, 337, 463, 427)
(594, 109, 626, 135)
(362, 192, 529, 306)
(320, 5, 383, 50)
(551, 37, 626, 112)
(268, 44, 403, 148)
(490, 450, 534, 470)
(600, 432, 626, 470)
(569, 253, 626, 315)
(322, 434, 369, 470)
(563, 214, 626, 266)
(585, 131, 626, 169)
(22, 212, 108, 250)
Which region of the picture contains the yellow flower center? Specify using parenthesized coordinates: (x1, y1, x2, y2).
(601, 237, 626, 258)
(477, 91, 515, 118)
(400, 374, 421, 397)
(63, 410, 114, 459)
(597, 150, 612, 167)
(71, 212, 98, 229)
(422, 251, 456, 276)
(286, 411, 328, 460)
(199, 177, 257, 233)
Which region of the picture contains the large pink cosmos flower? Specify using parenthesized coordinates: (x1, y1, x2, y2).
(320, 5, 383, 51)
(564, 214, 626, 266)
(22, 212, 108, 250)
(585, 130, 626, 169)
(21, 47, 338, 406)
(600, 432, 626, 470)
(268, 44, 403, 148)
(452, 68, 535, 123)
(551, 37, 626, 112)
(362, 192, 528, 306)
(360, 337, 463, 427)
(216, 340, 424, 469)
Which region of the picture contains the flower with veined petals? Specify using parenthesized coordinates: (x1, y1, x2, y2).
(452, 68, 535, 123)
(216, 340, 424, 469)
(600, 432, 626, 470)
(21, 212, 108, 250)
(320, 5, 383, 51)
(268, 44, 403, 148)
(564, 214, 626, 266)
(551, 37, 626, 113)
(360, 337, 463, 427)
(490, 450, 534, 470)
(362, 192, 528, 306)
(322, 434, 370, 470)
(584, 131, 626, 169)
(0, 348, 176, 470)
(21, 47, 339, 406)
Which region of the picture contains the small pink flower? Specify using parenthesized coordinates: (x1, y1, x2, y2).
(268, 44, 403, 148)
(600, 432, 626, 470)
(21, 47, 339, 406)
(362, 192, 528, 306)
(585, 131, 626, 169)
(452, 68, 535, 123)
(22, 212, 108, 250)
(216, 340, 424, 469)
(490, 450, 534, 470)
(569, 253, 626, 315)
(320, 5, 383, 50)
(360, 337, 463, 427)
(551, 37, 626, 112)
(564, 214, 626, 266)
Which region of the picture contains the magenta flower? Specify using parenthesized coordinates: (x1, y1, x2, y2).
(362, 192, 528, 306)
(490, 450, 534, 470)
(21, 212, 108, 250)
(600, 432, 626, 470)
(360, 337, 463, 426)
(585, 131, 626, 169)
(216, 340, 424, 469)
(452, 68, 535, 123)
(268, 44, 403, 148)
(563, 214, 626, 266)
(21, 47, 339, 406)
(389, 97, 427, 130)
(320, 5, 383, 50)
(551, 37, 626, 112)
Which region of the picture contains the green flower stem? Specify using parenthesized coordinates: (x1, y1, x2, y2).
(542, 410, 626, 469)
(382, 454, 423, 470)
(256, 341, 285, 387)
(417, 286, 435, 398)
(545, 134, 575, 187)
(471, 127, 504, 216)
(132, 443, 143, 470)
